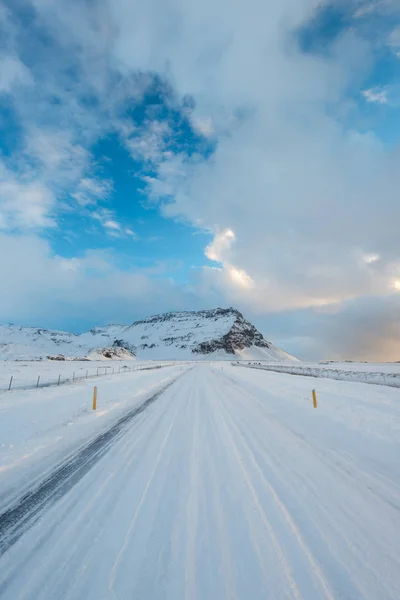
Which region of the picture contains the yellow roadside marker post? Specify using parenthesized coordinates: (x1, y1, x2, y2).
(312, 389, 317, 408)
(93, 386, 97, 410)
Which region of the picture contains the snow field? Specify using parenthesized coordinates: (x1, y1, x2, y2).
(0, 359, 180, 392)
(0, 364, 399, 599)
(238, 360, 400, 388)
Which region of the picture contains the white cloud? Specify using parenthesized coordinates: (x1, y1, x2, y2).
(227, 266, 254, 290)
(363, 253, 380, 264)
(362, 86, 389, 104)
(388, 25, 400, 58)
(102, 0, 399, 329)
(72, 177, 113, 207)
(26, 130, 89, 177)
(391, 278, 400, 291)
(0, 6, 119, 234)
(90, 210, 138, 239)
(205, 229, 255, 291)
(205, 229, 235, 262)
(0, 128, 109, 232)
(0, 233, 199, 329)
(80, 178, 112, 198)
(0, 164, 55, 230)
(353, 1, 389, 18)
(389, 25, 400, 46)
(119, 119, 172, 164)
(0, 55, 32, 93)
(103, 219, 121, 231)
(1, 0, 400, 358)
(191, 115, 214, 137)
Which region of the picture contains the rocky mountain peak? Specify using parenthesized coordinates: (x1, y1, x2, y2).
(0, 307, 296, 362)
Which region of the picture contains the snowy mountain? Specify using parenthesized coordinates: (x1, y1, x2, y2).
(0, 308, 297, 361)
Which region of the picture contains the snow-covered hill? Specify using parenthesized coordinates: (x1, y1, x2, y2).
(0, 308, 297, 361)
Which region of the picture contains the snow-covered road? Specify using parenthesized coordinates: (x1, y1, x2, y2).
(0, 364, 399, 599)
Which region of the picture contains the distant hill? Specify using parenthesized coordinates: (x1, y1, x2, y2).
(0, 308, 298, 361)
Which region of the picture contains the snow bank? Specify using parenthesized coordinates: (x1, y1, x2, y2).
(236, 361, 400, 388)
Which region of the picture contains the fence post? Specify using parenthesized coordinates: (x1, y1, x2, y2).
(58, 374, 61, 386)
(312, 389, 317, 408)
(8, 376, 13, 391)
(36, 375, 40, 388)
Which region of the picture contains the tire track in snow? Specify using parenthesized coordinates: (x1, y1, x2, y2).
(54, 371, 189, 600)
(209, 376, 302, 600)
(217, 389, 335, 600)
(218, 368, 399, 599)
(108, 391, 182, 598)
(0, 379, 178, 557)
(207, 385, 294, 598)
(230, 405, 395, 597)
(214, 367, 399, 600)
(20, 395, 175, 600)
(184, 386, 200, 600)
(201, 387, 238, 600)
(205, 387, 277, 598)
(221, 367, 400, 509)
(2, 364, 399, 600)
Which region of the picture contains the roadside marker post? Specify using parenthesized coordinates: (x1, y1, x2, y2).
(92, 386, 97, 410)
(312, 389, 317, 408)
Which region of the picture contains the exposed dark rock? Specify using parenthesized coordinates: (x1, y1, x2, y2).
(47, 354, 66, 361)
(112, 339, 136, 355)
(94, 347, 135, 359)
(192, 309, 271, 355)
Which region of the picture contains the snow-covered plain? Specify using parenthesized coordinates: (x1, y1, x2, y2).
(0, 359, 175, 392)
(239, 361, 400, 388)
(0, 364, 399, 599)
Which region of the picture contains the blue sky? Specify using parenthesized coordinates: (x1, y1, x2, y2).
(1, 0, 400, 360)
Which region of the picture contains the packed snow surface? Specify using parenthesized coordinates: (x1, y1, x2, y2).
(0, 363, 399, 599)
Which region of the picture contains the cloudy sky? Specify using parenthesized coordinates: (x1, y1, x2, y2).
(1, 0, 400, 360)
